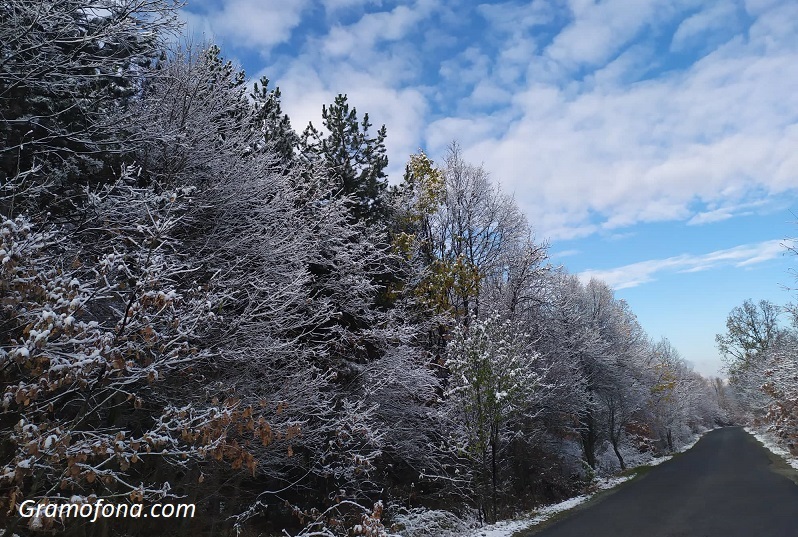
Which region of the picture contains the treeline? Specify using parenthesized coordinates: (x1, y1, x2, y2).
(0, 1, 725, 536)
(716, 296, 798, 450)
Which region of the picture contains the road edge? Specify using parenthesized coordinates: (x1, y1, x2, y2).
(455, 429, 715, 537)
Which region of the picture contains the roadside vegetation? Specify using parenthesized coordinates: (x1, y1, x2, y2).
(0, 2, 740, 535)
(717, 295, 798, 455)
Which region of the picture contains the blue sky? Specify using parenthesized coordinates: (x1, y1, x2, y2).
(182, 0, 798, 377)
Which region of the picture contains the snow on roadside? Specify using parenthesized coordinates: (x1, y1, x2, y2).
(744, 427, 798, 471)
(461, 517, 536, 537)
(614, 431, 705, 472)
(459, 430, 710, 537)
(459, 476, 633, 537)
(645, 432, 705, 467)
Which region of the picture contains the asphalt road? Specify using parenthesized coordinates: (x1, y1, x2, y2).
(524, 427, 798, 537)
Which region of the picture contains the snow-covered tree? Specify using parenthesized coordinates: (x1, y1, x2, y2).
(644, 339, 705, 451)
(125, 43, 252, 187)
(445, 313, 543, 522)
(760, 332, 798, 451)
(716, 299, 782, 379)
(0, 177, 254, 534)
(0, 0, 180, 215)
(418, 144, 540, 322)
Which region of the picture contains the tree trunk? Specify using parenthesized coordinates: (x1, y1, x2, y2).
(611, 437, 626, 470)
(581, 412, 597, 469)
(491, 432, 498, 523)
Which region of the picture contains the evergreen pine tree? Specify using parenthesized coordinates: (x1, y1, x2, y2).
(250, 77, 298, 164)
(301, 94, 388, 222)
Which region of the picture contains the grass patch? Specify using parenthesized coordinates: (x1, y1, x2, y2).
(620, 463, 656, 479)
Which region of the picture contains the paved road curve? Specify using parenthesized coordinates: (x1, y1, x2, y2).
(524, 427, 798, 537)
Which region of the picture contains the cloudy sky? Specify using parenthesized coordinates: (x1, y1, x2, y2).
(182, 0, 798, 376)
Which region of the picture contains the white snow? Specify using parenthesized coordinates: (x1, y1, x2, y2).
(643, 433, 705, 467)
(744, 427, 798, 471)
(462, 518, 532, 537)
(43, 435, 57, 450)
(457, 430, 710, 537)
(456, 476, 633, 537)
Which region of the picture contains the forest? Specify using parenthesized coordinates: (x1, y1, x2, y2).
(1, 1, 795, 536)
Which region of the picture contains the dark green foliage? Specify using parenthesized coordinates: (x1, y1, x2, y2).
(301, 94, 388, 223)
(0, 0, 179, 216)
(250, 77, 298, 164)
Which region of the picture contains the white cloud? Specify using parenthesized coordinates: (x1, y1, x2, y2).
(476, 1, 555, 35)
(587, 43, 656, 88)
(686, 208, 734, 226)
(687, 199, 772, 226)
(544, 0, 700, 69)
(670, 3, 739, 52)
(744, 0, 784, 16)
(439, 47, 492, 87)
(321, 1, 437, 58)
(550, 249, 580, 259)
(321, 0, 383, 13)
(467, 80, 513, 108)
(440, 2, 798, 240)
(578, 239, 794, 290)
(747, 2, 798, 53)
(183, 0, 311, 50)
(183, 0, 798, 242)
(426, 115, 509, 154)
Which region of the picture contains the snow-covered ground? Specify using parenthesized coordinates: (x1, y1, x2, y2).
(744, 427, 798, 471)
(645, 433, 703, 467)
(459, 476, 631, 537)
(457, 432, 709, 537)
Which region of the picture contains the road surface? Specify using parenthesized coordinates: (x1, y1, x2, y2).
(524, 427, 798, 537)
